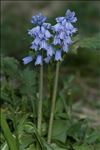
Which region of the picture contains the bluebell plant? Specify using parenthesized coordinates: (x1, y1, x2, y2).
(47, 9, 77, 143)
(23, 13, 54, 138)
(22, 10, 77, 145)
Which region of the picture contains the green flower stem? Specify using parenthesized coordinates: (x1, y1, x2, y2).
(48, 64, 52, 99)
(47, 61, 60, 144)
(37, 64, 43, 150)
(47, 64, 53, 114)
(37, 64, 43, 135)
(1, 110, 18, 150)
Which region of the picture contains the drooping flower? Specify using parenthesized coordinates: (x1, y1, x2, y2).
(30, 42, 38, 51)
(62, 43, 69, 53)
(53, 35, 61, 45)
(46, 45, 54, 57)
(44, 56, 51, 64)
(39, 40, 48, 50)
(56, 9, 77, 24)
(35, 55, 42, 65)
(22, 56, 33, 64)
(31, 13, 46, 25)
(65, 9, 77, 23)
(65, 22, 77, 36)
(28, 26, 40, 37)
(42, 23, 51, 29)
(55, 50, 62, 61)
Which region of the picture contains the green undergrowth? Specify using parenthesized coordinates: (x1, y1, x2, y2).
(1, 50, 100, 149)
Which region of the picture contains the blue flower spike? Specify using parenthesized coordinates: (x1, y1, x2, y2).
(52, 9, 77, 61)
(23, 12, 54, 65)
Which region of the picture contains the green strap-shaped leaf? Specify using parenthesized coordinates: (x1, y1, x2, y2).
(0, 110, 18, 150)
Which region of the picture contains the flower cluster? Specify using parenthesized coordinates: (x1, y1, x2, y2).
(52, 9, 77, 61)
(23, 10, 77, 65)
(23, 13, 54, 65)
